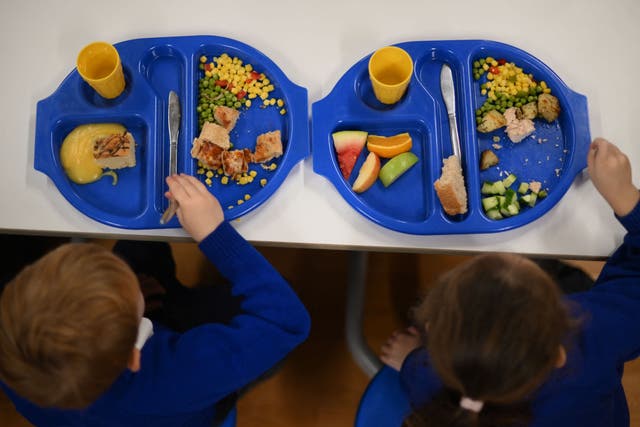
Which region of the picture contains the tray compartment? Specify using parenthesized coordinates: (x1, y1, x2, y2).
(330, 118, 434, 225)
(415, 47, 476, 222)
(469, 43, 572, 221)
(192, 44, 294, 215)
(51, 115, 149, 219)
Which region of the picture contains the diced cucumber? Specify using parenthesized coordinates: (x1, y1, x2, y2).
(525, 192, 538, 207)
(486, 209, 503, 220)
(517, 182, 529, 194)
(481, 180, 506, 195)
(521, 194, 531, 204)
(482, 196, 499, 211)
(504, 189, 517, 206)
(493, 180, 506, 195)
(538, 190, 548, 198)
(481, 181, 494, 195)
(507, 203, 520, 216)
(502, 173, 517, 188)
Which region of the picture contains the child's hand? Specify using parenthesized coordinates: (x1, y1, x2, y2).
(380, 326, 422, 372)
(587, 138, 639, 217)
(165, 174, 224, 242)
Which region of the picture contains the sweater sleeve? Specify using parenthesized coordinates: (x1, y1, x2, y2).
(130, 222, 311, 413)
(570, 199, 640, 364)
(399, 347, 443, 407)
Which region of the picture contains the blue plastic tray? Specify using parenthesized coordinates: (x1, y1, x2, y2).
(35, 36, 308, 229)
(312, 40, 590, 234)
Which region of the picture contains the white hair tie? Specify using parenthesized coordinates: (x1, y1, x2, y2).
(460, 396, 484, 413)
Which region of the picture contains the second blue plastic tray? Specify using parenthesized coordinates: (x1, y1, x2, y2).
(312, 40, 590, 235)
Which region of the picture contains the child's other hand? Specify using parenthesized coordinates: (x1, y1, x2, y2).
(380, 326, 422, 372)
(587, 138, 639, 217)
(165, 174, 224, 242)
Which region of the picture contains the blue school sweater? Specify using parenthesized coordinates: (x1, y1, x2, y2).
(0, 222, 311, 426)
(400, 200, 640, 426)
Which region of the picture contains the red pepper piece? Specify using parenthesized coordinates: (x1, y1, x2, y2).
(489, 66, 500, 74)
(215, 80, 228, 87)
(204, 63, 213, 71)
(498, 58, 506, 65)
(237, 90, 247, 99)
(250, 71, 260, 80)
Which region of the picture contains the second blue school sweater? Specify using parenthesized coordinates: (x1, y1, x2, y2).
(400, 200, 640, 426)
(0, 222, 311, 426)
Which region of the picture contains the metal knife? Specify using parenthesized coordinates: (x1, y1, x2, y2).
(440, 64, 461, 159)
(160, 91, 180, 224)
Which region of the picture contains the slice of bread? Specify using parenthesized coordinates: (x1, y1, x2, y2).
(93, 132, 136, 169)
(434, 155, 468, 216)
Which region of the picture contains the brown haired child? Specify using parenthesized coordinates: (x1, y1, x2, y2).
(381, 138, 640, 427)
(0, 174, 310, 426)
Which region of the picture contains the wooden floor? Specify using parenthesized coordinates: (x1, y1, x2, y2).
(1, 240, 639, 426)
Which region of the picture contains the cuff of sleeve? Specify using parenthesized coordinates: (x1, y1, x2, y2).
(197, 221, 247, 273)
(617, 197, 640, 233)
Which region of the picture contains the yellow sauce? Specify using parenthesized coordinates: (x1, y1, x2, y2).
(60, 123, 126, 184)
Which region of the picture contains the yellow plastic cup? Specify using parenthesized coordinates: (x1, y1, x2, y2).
(76, 42, 126, 99)
(368, 46, 413, 104)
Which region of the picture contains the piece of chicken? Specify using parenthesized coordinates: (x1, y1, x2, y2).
(198, 121, 230, 149)
(253, 130, 283, 163)
(222, 149, 249, 177)
(504, 107, 535, 143)
(214, 106, 240, 132)
(191, 138, 224, 169)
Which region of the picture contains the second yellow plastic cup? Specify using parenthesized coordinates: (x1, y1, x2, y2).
(368, 46, 413, 104)
(76, 42, 126, 99)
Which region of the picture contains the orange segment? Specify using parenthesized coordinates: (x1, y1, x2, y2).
(366, 132, 412, 158)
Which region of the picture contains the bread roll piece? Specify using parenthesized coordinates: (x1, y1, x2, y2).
(93, 132, 136, 169)
(434, 155, 468, 216)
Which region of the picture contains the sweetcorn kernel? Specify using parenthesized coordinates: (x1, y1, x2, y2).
(260, 178, 267, 187)
(249, 170, 257, 177)
(277, 99, 284, 107)
(221, 176, 229, 185)
(205, 178, 212, 186)
(205, 171, 214, 178)
(237, 199, 244, 205)
(244, 194, 251, 201)
(200, 55, 207, 63)
(280, 108, 286, 115)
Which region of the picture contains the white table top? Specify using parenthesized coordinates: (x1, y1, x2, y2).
(1, 0, 638, 258)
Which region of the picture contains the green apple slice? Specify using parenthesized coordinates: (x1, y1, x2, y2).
(378, 152, 419, 187)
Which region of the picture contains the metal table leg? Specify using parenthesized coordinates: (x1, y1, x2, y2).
(346, 251, 383, 378)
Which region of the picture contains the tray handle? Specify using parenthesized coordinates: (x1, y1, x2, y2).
(284, 83, 311, 166)
(565, 89, 590, 178)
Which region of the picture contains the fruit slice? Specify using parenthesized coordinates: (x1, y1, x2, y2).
(379, 152, 419, 187)
(333, 130, 368, 180)
(352, 152, 381, 193)
(366, 132, 413, 158)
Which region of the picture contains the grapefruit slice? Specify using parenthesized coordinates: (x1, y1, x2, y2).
(367, 132, 412, 158)
(332, 130, 368, 180)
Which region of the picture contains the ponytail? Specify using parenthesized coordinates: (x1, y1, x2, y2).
(403, 389, 531, 427)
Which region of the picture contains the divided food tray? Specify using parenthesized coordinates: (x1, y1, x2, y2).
(312, 40, 590, 234)
(35, 35, 309, 229)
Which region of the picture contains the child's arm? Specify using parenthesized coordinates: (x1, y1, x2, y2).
(147, 174, 311, 411)
(576, 138, 640, 362)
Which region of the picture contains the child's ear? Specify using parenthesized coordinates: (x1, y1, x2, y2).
(128, 348, 141, 372)
(555, 346, 567, 368)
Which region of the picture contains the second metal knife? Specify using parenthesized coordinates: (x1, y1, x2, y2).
(440, 64, 461, 159)
(160, 90, 181, 224)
